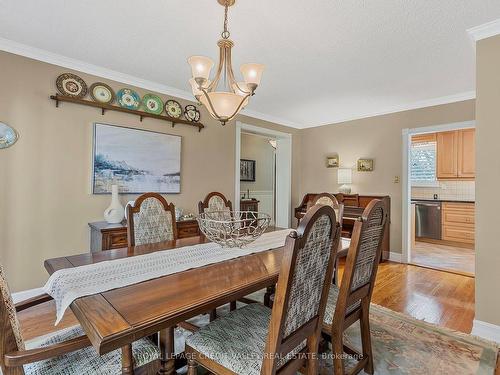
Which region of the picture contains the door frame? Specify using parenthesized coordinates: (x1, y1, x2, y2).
(401, 120, 475, 263)
(235, 122, 292, 228)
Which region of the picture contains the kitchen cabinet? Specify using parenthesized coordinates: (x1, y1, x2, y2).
(457, 128, 475, 178)
(437, 131, 458, 178)
(437, 129, 475, 180)
(441, 202, 475, 245)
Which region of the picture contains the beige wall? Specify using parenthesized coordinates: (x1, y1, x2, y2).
(0, 51, 300, 291)
(240, 133, 274, 193)
(475, 34, 500, 326)
(299, 101, 475, 254)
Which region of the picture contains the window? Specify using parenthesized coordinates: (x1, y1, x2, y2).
(410, 140, 437, 186)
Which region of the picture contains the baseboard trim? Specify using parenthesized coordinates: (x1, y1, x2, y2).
(12, 287, 45, 304)
(388, 252, 402, 263)
(472, 319, 500, 343)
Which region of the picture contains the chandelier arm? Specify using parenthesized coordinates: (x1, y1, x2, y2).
(224, 42, 238, 92)
(208, 45, 225, 92)
(200, 87, 223, 120)
(226, 93, 251, 121)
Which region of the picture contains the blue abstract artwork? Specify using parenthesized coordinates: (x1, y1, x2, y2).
(92, 123, 181, 194)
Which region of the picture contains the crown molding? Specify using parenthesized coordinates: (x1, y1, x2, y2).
(239, 108, 302, 129)
(0, 37, 302, 129)
(467, 18, 500, 42)
(0, 37, 478, 130)
(303, 91, 476, 129)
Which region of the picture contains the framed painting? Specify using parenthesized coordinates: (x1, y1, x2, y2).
(92, 123, 181, 194)
(240, 159, 256, 182)
(326, 155, 339, 168)
(357, 158, 374, 172)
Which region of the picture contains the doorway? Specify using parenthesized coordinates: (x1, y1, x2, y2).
(402, 121, 475, 276)
(235, 122, 292, 228)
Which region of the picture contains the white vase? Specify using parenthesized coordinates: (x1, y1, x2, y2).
(104, 185, 125, 224)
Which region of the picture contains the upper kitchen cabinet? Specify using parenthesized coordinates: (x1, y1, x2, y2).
(437, 129, 475, 180)
(457, 128, 475, 178)
(437, 131, 458, 178)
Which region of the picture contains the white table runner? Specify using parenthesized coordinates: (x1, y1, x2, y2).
(44, 229, 293, 324)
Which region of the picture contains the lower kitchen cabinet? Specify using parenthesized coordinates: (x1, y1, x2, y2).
(441, 202, 475, 245)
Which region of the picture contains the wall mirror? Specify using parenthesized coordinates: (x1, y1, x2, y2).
(0, 122, 18, 149)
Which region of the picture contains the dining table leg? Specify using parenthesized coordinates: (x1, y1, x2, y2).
(122, 344, 134, 375)
(159, 327, 176, 375)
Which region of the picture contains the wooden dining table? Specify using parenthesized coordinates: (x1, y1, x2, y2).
(44, 229, 350, 375)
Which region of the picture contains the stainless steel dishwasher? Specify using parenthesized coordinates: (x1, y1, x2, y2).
(414, 201, 442, 239)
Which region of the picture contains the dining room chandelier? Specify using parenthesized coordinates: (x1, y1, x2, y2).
(187, 0, 264, 125)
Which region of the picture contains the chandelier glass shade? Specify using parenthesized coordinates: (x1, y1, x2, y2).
(187, 0, 264, 125)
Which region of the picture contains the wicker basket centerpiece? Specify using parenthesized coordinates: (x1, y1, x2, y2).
(197, 211, 271, 248)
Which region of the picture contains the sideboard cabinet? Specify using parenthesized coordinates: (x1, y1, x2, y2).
(89, 219, 200, 252)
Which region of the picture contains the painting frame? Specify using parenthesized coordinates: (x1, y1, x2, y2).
(92, 122, 182, 194)
(326, 155, 339, 168)
(357, 158, 374, 172)
(240, 159, 256, 182)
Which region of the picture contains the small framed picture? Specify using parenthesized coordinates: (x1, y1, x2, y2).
(326, 155, 339, 168)
(357, 159, 374, 172)
(240, 159, 256, 181)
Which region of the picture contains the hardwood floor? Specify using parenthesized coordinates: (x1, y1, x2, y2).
(411, 240, 475, 276)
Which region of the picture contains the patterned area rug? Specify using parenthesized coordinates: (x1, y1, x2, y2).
(173, 297, 498, 375)
(23, 298, 498, 375)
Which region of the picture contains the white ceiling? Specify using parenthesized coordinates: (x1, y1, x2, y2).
(0, 0, 499, 128)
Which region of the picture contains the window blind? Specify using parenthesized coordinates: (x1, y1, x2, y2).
(410, 141, 437, 182)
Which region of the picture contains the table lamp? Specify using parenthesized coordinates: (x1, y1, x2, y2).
(338, 168, 352, 194)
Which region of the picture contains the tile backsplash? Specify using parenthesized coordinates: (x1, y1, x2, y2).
(411, 181, 475, 201)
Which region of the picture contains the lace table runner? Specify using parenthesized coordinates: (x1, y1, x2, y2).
(44, 229, 293, 324)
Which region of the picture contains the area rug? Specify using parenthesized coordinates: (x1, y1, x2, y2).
(175, 298, 498, 375)
(23, 300, 498, 375)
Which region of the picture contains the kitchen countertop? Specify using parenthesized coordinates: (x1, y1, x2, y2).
(411, 199, 475, 204)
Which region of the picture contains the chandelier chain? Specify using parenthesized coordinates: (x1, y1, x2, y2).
(221, 1, 230, 39)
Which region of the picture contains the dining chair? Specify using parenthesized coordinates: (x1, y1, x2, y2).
(127, 192, 177, 247)
(0, 265, 161, 375)
(185, 204, 341, 375)
(322, 199, 388, 375)
(309, 192, 344, 230)
(198, 192, 236, 319)
(307, 192, 346, 286)
(198, 191, 233, 214)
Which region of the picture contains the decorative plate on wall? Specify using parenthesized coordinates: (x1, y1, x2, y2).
(184, 104, 201, 122)
(56, 73, 88, 98)
(90, 82, 115, 104)
(117, 88, 141, 110)
(165, 100, 182, 118)
(142, 94, 164, 115)
(0, 122, 19, 149)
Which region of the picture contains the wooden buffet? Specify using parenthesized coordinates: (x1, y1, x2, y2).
(89, 219, 200, 252)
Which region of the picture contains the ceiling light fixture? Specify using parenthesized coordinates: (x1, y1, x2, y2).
(187, 0, 265, 126)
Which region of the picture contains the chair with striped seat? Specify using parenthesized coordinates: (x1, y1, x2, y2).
(0, 265, 161, 375)
(185, 204, 341, 375)
(322, 199, 388, 375)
